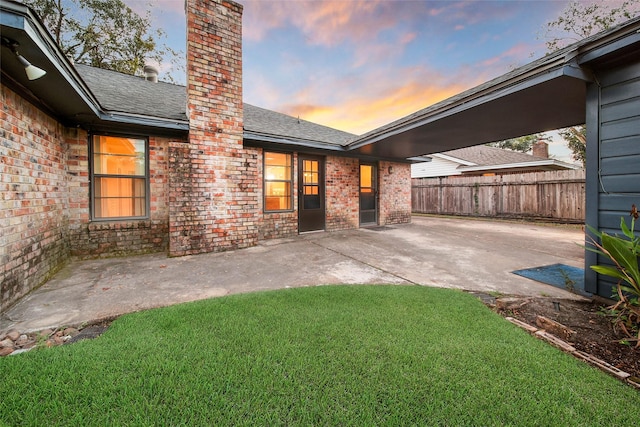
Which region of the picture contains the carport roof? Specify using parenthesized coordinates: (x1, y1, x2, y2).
(347, 16, 640, 160)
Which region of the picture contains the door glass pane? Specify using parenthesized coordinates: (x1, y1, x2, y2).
(360, 165, 372, 188)
(302, 159, 321, 210)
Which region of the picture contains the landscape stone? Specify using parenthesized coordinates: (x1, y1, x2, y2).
(63, 328, 80, 337)
(6, 330, 21, 341)
(15, 334, 30, 347)
(0, 347, 14, 356)
(39, 329, 53, 338)
(0, 338, 14, 349)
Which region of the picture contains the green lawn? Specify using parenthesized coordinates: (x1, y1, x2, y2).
(1, 285, 637, 426)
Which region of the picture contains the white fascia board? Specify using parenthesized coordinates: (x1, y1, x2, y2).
(430, 153, 476, 166)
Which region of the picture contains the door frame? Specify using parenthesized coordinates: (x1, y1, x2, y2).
(298, 154, 326, 233)
(359, 162, 378, 226)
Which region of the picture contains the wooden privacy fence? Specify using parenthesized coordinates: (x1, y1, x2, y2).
(412, 169, 585, 223)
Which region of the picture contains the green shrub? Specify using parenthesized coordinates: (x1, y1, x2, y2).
(587, 205, 640, 346)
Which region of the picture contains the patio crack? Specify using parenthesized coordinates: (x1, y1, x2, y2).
(311, 241, 420, 286)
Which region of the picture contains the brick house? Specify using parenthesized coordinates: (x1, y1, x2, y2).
(4, 0, 639, 309)
(0, 0, 412, 310)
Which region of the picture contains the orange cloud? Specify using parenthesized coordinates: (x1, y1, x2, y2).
(277, 64, 485, 135)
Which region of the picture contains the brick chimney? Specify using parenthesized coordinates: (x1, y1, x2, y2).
(533, 140, 549, 158)
(169, 0, 258, 256)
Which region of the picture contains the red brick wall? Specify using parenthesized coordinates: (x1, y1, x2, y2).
(171, 0, 258, 256)
(379, 161, 412, 225)
(68, 135, 176, 258)
(1, 85, 70, 311)
(326, 156, 360, 231)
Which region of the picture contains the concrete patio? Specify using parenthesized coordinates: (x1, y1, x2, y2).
(0, 216, 586, 334)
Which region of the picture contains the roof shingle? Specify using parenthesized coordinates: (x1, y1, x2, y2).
(75, 64, 355, 146)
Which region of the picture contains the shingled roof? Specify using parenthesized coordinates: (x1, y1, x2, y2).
(75, 64, 355, 147)
(442, 145, 549, 166)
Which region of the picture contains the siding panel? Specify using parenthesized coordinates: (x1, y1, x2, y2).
(600, 96, 640, 122)
(600, 154, 640, 175)
(600, 78, 640, 104)
(592, 59, 640, 298)
(600, 116, 640, 141)
(600, 135, 640, 157)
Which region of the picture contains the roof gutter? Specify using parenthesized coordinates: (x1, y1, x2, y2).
(243, 131, 347, 152)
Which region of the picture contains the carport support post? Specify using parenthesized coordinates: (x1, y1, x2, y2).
(584, 80, 600, 295)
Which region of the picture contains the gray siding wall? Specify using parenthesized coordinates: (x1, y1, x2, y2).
(585, 60, 640, 296)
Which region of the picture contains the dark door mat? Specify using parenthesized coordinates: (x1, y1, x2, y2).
(65, 324, 110, 345)
(512, 263, 591, 297)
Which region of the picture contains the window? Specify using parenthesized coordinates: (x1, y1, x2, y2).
(264, 151, 292, 211)
(91, 135, 148, 219)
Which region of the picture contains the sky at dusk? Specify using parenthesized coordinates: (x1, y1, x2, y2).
(129, 0, 639, 162)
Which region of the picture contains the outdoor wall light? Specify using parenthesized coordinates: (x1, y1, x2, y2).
(388, 165, 393, 174)
(1, 37, 47, 81)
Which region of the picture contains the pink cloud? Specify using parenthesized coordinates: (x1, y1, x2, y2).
(400, 31, 418, 45)
(480, 43, 533, 68)
(242, 0, 425, 46)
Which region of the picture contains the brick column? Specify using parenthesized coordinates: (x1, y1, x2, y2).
(169, 0, 258, 256)
(379, 162, 412, 225)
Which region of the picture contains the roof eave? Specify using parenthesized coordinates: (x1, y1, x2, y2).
(243, 131, 346, 152)
(459, 160, 581, 172)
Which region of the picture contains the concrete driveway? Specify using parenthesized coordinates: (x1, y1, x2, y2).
(0, 216, 586, 334)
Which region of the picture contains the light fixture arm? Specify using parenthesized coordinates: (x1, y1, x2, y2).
(1, 36, 47, 81)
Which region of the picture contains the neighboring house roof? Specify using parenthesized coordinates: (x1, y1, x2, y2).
(444, 145, 544, 166)
(75, 64, 356, 148)
(412, 145, 580, 178)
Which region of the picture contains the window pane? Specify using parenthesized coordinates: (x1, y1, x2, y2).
(264, 152, 293, 212)
(94, 178, 146, 218)
(93, 136, 145, 176)
(265, 165, 290, 180)
(266, 181, 289, 196)
(265, 152, 291, 167)
(265, 182, 292, 210)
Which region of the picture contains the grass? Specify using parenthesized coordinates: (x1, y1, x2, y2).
(1, 285, 638, 426)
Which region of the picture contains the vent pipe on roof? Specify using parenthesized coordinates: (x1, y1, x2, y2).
(143, 65, 158, 83)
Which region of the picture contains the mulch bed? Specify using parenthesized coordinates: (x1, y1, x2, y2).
(492, 295, 640, 383)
